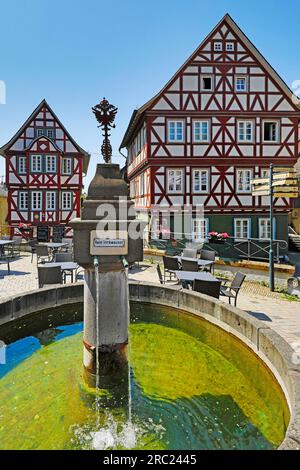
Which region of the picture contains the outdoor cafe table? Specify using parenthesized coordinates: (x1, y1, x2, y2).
(175, 256, 214, 270)
(0, 240, 15, 256)
(175, 270, 218, 283)
(41, 242, 69, 260)
(43, 262, 78, 283)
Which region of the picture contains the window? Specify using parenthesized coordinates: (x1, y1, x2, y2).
(234, 218, 251, 240)
(31, 154, 42, 173)
(201, 76, 213, 91)
(168, 121, 184, 142)
(238, 121, 253, 142)
(151, 218, 160, 240)
(31, 191, 42, 211)
(258, 218, 276, 240)
(167, 169, 183, 193)
(18, 156, 26, 175)
(192, 218, 209, 241)
(18, 192, 28, 211)
(235, 76, 247, 92)
(263, 121, 278, 142)
(47, 129, 55, 139)
(139, 173, 144, 196)
(237, 169, 252, 193)
(214, 42, 222, 51)
(62, 157, 72, 175)
(36, 129, 44, 137)
(62, 192, 72, 210)
(46, 191, 56, 211)
(193, 121, 209, 142)
(193, 169, 209, 193)
(45, 155, 57, 173)
(226, 42, 234, 51)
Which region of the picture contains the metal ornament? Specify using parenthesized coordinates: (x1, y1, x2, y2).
(92, 98, 118, 164)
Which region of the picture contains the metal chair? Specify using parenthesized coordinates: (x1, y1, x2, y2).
(61, 238, 73, 252)
(219, 272, 246, 306)
(181, 259, 198, 272)
(12, 236, 22, 256)
(193, 279, 221, 299)
(38, 266, 62, 288)
(162, 256, 180, 282)
(29, 239, 39, 263)
(54, 252, 73, 262)
(36, 245, 50, 264)
(156, 264, 164, 284)
(182, 248, 198, 259)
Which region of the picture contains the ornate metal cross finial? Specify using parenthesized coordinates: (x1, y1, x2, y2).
(92, 98, 118, 164)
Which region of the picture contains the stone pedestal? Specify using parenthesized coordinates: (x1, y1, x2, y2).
(70, 164, 144, 388)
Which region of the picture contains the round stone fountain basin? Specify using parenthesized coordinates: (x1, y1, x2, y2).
(0, 299, 290, 450)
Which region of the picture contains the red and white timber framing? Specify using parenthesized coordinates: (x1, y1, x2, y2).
(0, 99, 90, 237)
(120, 14, 300, 222)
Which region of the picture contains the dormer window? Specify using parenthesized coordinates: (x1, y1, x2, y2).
(214, 42, 222, 51)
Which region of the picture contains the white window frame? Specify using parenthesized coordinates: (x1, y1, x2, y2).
(18, 191, 28, 211)
(193, 120, 210, 142)
(192, 218, 209, 242)
(259, 218, 276, 240)
(234, 218, 251, 241)
(263, 121, 279, 143)
(167, 169, 183, 194)
(31, 154, 42, 173)
(168, 120, 184, 143)
(237, 120, 254, 142)
(62, 157, 72, 175)
(31, 191, 42, 211)
(226, 42, 234, 51)
(45, 155, 57, 173)
(18, 156, 26, 175)
(47, 129, 54, 139)
(193, 169, 209, 193)
(237, 169, 252, 193)
(235, 76, 247, 92)
(200, 75, 213, 92)
(46, 191, 56, 211)
(151, 218, 160, 240)
(214, 42, 222, 51)
(61, 191, 72, 211)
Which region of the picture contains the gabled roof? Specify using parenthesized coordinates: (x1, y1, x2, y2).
(120, 13, 300, 149)
(0, 99, 90, 174)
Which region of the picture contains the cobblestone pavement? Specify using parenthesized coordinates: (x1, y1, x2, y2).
(1, 255, 300, 349)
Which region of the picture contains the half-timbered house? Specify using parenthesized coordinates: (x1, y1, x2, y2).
(0, 99, 90, 240)
(120, 14, 300, 249)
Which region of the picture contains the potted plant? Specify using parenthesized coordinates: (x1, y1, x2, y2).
(208, 231, 229, 244)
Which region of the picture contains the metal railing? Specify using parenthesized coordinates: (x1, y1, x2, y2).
(143, 229, 288, 262)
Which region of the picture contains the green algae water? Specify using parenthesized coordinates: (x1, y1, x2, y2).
(0, 302, 289, 450)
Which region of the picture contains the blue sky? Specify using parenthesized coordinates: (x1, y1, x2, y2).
(0, 0, 300, 187)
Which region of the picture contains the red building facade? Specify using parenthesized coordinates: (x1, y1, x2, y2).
(0, 99, 90, 239)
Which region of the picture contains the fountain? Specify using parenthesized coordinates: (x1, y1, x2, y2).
(0, 100, 298, 450)
(70, 98, 144, 404)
